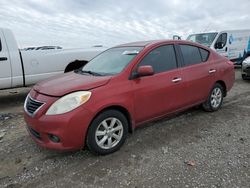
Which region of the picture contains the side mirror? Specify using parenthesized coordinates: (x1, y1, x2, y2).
(137, 65, 154, 77)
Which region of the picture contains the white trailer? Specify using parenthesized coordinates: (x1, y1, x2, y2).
(0, 28, 106, 89)
(187, 30, 250, 64)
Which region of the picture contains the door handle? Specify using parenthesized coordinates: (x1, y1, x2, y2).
(209, 69, 216, 74)
(172, 77, 182, 83)
(0, 57, 8, 61)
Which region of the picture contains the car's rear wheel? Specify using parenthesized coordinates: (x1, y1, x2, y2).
(202, 83, 224, 112)
(86, 110, 128, 155)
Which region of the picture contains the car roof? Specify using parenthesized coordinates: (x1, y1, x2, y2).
(115, 39, 211, 51)
(116, 40, 159, 47)
(116, 40, 178, 47)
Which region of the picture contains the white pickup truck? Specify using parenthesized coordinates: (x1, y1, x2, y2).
(0, 28, 106, 89)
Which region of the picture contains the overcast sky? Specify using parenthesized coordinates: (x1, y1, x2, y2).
(0, 0, 249, 48)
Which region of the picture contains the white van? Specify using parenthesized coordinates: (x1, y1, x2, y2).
(187, 30, 250, 64)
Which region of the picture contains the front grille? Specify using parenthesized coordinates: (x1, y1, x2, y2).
(25, 96, 44, 116)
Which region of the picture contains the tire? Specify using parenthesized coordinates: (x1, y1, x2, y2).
(242, 74, 247, 80)
(86, 110, 128, 155)
(202, 83, 224, 112)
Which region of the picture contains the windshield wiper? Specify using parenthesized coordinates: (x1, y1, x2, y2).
(75, 69, 103, 76)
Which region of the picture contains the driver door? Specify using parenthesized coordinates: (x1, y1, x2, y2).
(0, 30, 12, 89)
(214, 33, 228, 57)
(132, 44, 186, 124)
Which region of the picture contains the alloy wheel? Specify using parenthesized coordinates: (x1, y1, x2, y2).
(95, 117, 124, 150)
(210, 87, 222, 108)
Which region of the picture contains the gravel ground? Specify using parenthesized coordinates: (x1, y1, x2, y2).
(0, 69, 249, 188)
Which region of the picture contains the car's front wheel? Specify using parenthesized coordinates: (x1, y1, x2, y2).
(202, 83, 224, 112)
(86, 110, 128, 155)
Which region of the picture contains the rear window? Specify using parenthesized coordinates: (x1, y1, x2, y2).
(180, 44, 209, 66)
(180, 45, 202, 66)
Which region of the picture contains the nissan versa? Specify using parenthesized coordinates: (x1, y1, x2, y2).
(24, 40, 235, 155)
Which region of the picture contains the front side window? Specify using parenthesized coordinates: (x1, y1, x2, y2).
(180, 45, 203, 66)
(215, 33, 227, 49)
(139, 45, 177, 74)
(81, 47, 143, 75)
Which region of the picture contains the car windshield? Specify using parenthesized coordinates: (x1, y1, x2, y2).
(81, 47, 143, 76)
(187, 32, 218, 47)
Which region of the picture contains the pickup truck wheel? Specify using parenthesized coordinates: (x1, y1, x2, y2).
(202, 83, 224, 112)
(86, 110, 128, 155)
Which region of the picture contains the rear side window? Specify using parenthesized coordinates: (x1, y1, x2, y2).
(180, 45, 202, 66)
(199, 48, 209, 62)
(139, 45, 177, 73)
(0, 38, 2, 51)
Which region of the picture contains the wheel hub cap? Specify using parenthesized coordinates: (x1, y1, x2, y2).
(95, 117, 123, 150)
(211, 87, 222, 108)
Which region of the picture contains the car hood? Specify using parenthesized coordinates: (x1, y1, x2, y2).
(33, 72, 112, 97)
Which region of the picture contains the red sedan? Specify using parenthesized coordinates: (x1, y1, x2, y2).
(24, 40, 235, 155)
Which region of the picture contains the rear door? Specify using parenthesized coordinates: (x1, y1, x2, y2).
(132, 44, 187, 124)
(178, 44, 215, 105)
(0, 30, 12, 89)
